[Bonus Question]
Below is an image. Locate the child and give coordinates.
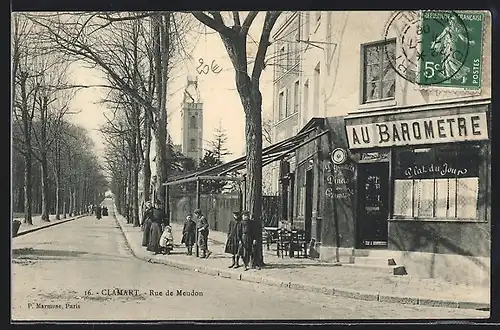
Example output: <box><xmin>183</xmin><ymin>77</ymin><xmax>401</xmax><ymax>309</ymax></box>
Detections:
<box><xmin>181</xmin><ymin>215</ymin><xmax>196</xmax><ymax>255</ymax></box>
<box><xmin>159</xmin><ymin>225</ymin><xmax>174</xmax><ymax>255</ymax></box>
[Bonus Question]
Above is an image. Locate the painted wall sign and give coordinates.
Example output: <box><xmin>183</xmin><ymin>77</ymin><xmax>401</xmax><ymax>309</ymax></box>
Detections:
<box><xmin>404</xmin><ymin>163</ymin><xmax>467</xmax><ymax>178</ymax></box>
<box><xmin>346</xmin><ymin>112</ymin><xmax>488</xmax><ymax>149</ymax></box>
<box><xmin>324</xmin><ymin>159</ymin><xmax>355</xmax><ymax>199</ymax></box>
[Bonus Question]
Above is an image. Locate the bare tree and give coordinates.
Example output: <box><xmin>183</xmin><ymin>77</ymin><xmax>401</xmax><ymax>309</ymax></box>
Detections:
<box><xmin>262</xmin><ymin>113</ymin><xmax>273</xmax><ymax>147</ymax></box>
<box><xmin>192</xmin><ymin>11</ymin><xmax>282</xmax><ymax>266</ymax></box>
<box><xmin>30</xmin><ymin>60</ymin><xmax>74</xmax><ymax>222</ymax></box>
<box><xmin>29</xmin><ymin>12</ymin><xmax>195</xmax><ymax>213</ymax></box>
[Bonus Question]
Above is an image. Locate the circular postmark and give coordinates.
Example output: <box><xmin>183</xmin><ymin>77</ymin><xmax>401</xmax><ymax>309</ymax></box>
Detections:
<box><xmin>383</xmin><ymin>10</ymin><xmax>471</xmax><ymax>86</ymax></box>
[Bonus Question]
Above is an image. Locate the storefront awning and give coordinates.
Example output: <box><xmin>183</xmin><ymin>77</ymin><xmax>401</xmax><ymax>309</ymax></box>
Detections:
<box><xmin>163</xmin><ymin>118</ymin><xmax>328</xmax><ymax>186</ymax></box>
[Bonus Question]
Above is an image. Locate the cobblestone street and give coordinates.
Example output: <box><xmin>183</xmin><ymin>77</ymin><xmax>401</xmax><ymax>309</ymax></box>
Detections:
<box><xmin>11</xmin><ymin>211</ymin><xmax>489</xmax><ymax>321</ymax></box>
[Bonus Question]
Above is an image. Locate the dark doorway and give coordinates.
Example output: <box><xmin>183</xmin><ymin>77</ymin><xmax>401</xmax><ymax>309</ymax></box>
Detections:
<box><xmin>304</xmin><ymin>169</ymin><xmax>314</xmax><ymax>242</ymax></box>
<box><xmin>357</xmin><ymin>162</ymin><xmax>389</xmax><ymax>248</ymax></box>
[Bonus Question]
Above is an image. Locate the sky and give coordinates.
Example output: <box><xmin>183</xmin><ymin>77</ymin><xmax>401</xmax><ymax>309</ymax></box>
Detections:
<box><xmin>68</xmin><ymin>13</ymin><xmax>275</xmax><ymax>164</ymax></box>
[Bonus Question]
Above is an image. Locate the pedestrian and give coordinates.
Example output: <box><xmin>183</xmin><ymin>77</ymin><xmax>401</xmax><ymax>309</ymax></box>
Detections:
<box><xmin>159</xmin><ymin>225</ymin><xmax>174</xmax><ymax>255</ymax></box>
<box><xmin>181</xmin><ymin>214</ymin><xmax>196</xmax><ymax>255</ymax></box>
<box><xmin>238</xmin><ymin>211</ymin><xmax>251</xmax><ymax>271</ymax></box>
<box><xmin>247</xmin><ymin>211</ymin><xmax>262</xmax><ymax>270</ymax></box>
<box><xmin>95</xmin><ymin>205</ymin><xmax>102</xmax><ymax>220</ymax></box>
<box><xmin>147</xmin><ymin>201</ymin><xmax>165</xmax><ymax>255</ymax></box>
<box><xmin>225</xmin><ymin>211</ymin><xmax>241</xmax><ymax>268</ymax></box>
<box><xmin>194</xmin><ymin>209</ymin><xmax>211</xmax><ymax>258</ymax></box>
<box><xmin>141</xmin><ymin>201</ymin><xmax>153</xmax><ymax>247</ymax></box>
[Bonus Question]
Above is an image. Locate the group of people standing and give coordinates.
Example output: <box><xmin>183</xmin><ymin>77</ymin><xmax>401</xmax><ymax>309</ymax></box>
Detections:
<box><xmin>224</xmin><ymin>211</ymin><xmax>261</xmax><ymax>271</ymax></box>
<box><xmin>180</xmin><ymin>209</ymin><xmax>212</xmax><ymax>259</ymax></box>
<box><xmin>140</xmin><ymin>204</ymin><xmax>262</xmax><ymax>269</ymax></box>
<box><xmin>91</xmin><ymin>204</ymin><xmax>108</xmax><ymax>220</ymax></box>
<box><xmin>141</xmin><ymin>201</ymin><xmax>173</xmax><ymax>255</ymax></box>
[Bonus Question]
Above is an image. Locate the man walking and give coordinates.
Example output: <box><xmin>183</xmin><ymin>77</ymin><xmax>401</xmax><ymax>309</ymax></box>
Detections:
<box><xmin>194</xmin><ymin>209</ymin><xmax>211</xmax><ymax>258</ymax></box>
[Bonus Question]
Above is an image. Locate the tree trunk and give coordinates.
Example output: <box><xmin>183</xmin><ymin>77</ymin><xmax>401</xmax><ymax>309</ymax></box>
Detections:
<box><xmin>142</xmin><ymin>109</ymin><xmax>152</xmax><ymax>211</ymax></box>
<box><xmin>62</xmin><ymin>188</ymin><xmax>67</xmax><ymax>219</ymax></box>
<box><xmin>126</xmin><ymin>163</ymin><xmax>132</xmax><ymax>223</ymax></box>
<box><xmin>55</xmin><ymin>172</ymin><xmax>61</xmax><ymax>220</ymax></box>
<box><xmin>152</xmin><ymin>13</ymin><xmax>170</xmax><ymax>209</ymax></box>
<box><xmin>40</xmin><ymin>155</ymin><xmax>50</xmax><ymax>222</ymax></box>
<box><xmin>235</xmin><ymin>72</ymin><xmax>265</xmax><ymax>266</ymax></box>
<box><xmin>69</xmin><ymin>187</ymin><xmax>74</xmax><ymax>216</ymax></box>
<box><xmin>23</xmin><ymin>153</ymin><xmax>33</xmax><ymax>225</ymax></box>
<box><xmin>244</xmin><ymin>96</ymin><xmax>264</xmax><ymax>267</ymax></box>
<box><xmin>20</xmin><ymin>73</ymin><xmax>33</xmax><ymax>225</ymax></box>
<box><xmin>132</xmin><ymin>164</ymin><xmax>140</xmax><ymax>227</ymax></box>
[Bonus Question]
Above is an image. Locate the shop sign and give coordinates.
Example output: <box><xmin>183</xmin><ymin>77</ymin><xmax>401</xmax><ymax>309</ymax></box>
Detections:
<box><xmin>359</xmin><ymin>151</ymin><xmax>390</xmax><ymax>163</ymax></box>
<box><xmin>402</xmin><ymin>163</ymin><xmax>472</xmax><ymax>179</ymax></box>
<box><xmin>325</xmin><ymin>159</ymin><xmax>355</xmax><ymax>199</ymax></box>
<box><xmin>346</xmin><ymin>112</ymin><xmax>488</xmax><ymax>149</ymax></box>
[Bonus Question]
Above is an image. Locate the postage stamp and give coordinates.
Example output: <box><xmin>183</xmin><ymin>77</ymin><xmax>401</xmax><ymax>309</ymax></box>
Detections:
<box><xmin>383</xmin><ymin>10</ymin><xmax>484</xmax><ymax>89</ymax></box>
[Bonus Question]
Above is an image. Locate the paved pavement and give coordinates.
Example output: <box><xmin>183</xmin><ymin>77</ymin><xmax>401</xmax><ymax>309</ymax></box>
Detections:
<box><xmin>116</xmin><ymin>203</ymin><xmax>489</xmax><ymax>311</ymax></box>
<box><xmin>13</xmin><ymin>214</ymin><xmax>86</xmax><ymax>236</ymax></box>
<box><xmin>11</xmin><ymin>199</ymin><xmax>489</xmax><ymax>320</ymax></box>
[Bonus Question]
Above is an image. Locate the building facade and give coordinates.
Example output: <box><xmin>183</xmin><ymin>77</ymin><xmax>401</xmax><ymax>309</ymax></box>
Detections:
<box><xmin>271</xmin><ymin>10</ymin><xmax>491</xmax><ymax>286</ymax></box>
<box><xmin>181</xmin><ymin>75</ymin><xmax>204</xmax><ymax>165</ymax></box>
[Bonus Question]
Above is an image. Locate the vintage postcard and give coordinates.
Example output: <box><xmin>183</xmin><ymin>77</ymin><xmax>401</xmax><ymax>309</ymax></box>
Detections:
<box><xmin>11</xmin><ymin>10</ymin><xmax>491</xmax><ymax>322</ymax></box>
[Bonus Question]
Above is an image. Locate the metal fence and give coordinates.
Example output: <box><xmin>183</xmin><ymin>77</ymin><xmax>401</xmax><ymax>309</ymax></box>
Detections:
<box><xmin>169</xmin><ymin>193</ymin><xmax>282</xmax><ymax>234</ymax></box>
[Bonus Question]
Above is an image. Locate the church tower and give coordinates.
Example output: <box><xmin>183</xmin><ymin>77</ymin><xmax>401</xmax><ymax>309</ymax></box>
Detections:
<box><xmin>181</xmin><ymin>75</ymin><xmax>204</xmax><ymax>165</ymax></box>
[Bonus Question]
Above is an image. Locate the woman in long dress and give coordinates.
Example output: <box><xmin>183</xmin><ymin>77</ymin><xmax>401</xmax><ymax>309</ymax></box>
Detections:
<box><xmin>225</xmin><ymin>211</ymin><xmax>241</xmax><ymax>268</ymax></box>
<box><xmin>147</xmin><ymin>203</ymin><xmax>163</xmax><ymax>254</ymax></box>
<box><xmin>141</xmin><ymin>202</ymin><xmax>153</xmax><ymax>247</ymax></box>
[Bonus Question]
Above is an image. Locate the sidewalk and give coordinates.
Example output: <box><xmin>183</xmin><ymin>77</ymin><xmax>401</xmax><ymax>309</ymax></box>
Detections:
<box><xmin>114</xmin><ymin>210</ymin><xmax>489</xmax><ymax>311</ymax></box>
<box><xmin>13</xmin><ymin>214</ymin><xmax>86</xmax><ymax>237</ymax></box>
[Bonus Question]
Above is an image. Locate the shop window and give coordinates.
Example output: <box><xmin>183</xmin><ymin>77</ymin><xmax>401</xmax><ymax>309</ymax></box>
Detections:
<box><xmin>392</xmin><ymin>144</ymin><xmax>484</xmax><ymax>220</ymax></box>
<box><xmin>362</xmin><ymin>40</ymin><xmax>396</xmax><ymax>103</ymax></box>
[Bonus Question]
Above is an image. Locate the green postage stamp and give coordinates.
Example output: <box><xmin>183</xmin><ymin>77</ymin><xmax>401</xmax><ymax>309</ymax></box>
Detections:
<box><xmin>418</xmin><ymin>11</ymin><xmax>485</xmax><ymax>89</ymax></box>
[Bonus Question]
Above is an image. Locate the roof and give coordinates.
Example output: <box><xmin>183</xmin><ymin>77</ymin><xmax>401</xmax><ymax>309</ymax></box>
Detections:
<box><xmin>164</xmin><ymin>117</ymin><xmax>328</xmax><ymax>186</ymax></box>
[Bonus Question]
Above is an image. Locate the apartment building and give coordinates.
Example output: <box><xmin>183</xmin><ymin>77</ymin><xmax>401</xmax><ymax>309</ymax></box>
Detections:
<box><xmin>271</xmin><ymin>10</ymin><xmax>491</xmax><ymax>286</ymax></box>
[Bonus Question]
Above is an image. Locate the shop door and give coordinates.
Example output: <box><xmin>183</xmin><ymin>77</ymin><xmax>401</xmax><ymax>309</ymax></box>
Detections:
<box><xmin>357</xmin><ymin>162</ymin><xmax>389</xmax><ymax>248</ymax></box>
<box><xmin>304</xmin><ymin>169</ymin><xmax>313</xmax><ymax>242</ymax></box>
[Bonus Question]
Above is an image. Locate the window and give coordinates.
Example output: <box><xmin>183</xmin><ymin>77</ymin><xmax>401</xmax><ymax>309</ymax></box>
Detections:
<box><xmin>279</xmin><ymin>46</ymin><xmax>286</xmax><ymax>74</ymax></box>
<box><xmin>285</xmin><ymin>88</ymin><xmax>291</xmax><ymax>117</ymax></box>
<box><xmin>362</xmin><ymin>40</ymin><xmax>396</xmax><ymax>103</ymax></box>
<box><xmin>313</xmin><ymin>63</ymin><xmax>320</xmax><ymax>116</ymax></box>
<box><xmin>303</xmin><ymin>12</ymin><xmax>310</xmax><ymax>40</ymax></box>
<box><xmin>293</xmin><ymin>80</ymin><xmax>300</xmax><ymax>113</ymax></box>
<box><xmin>278</xmin><ymin>91</ymin><xmax>285</xmax><ymax>120</ymax></box>
<box><xmin>190</xmin><ymin>115</ymin><xmax>197</xmax><ymax>128</ymax></box>
<box><xmin>189</xmin><ymin>138</ymin><xmax>196</xmax><ymax>152</ymax></box>
<box><xmin>294</xmin><ymin>31</ymin><xmax>300</xmax><ymax>62</ymax></box>
<box><xmin>303</xmin><ymin>80</ymin><xmax>309</xmax><ymax>118</ymax></box>
<box><xmin>392</xmin><ymin>144</ymin><xmax>485</xmax><ymax>220</ymax></box>
<box><xmin>286</xmin><ymin>44</ymin><xmax>291</xmax><ymax>69</ymax></box>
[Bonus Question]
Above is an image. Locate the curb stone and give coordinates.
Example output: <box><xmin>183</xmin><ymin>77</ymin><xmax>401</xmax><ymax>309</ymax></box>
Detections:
<box><xmin>334</xmin><ymin>288</ymin><xmax>380</xmax><ymax>301</ymax></box>
<box><xmin>14</xmin><ymin>215</ymin><xmax>86</xmax><ymax>237</ymax></box>
<box><xmin>113</xmin><ymin>212</ymin><xmax>490</xmax><ymax>311</ymax></box>
<box><xmin>378</xmin><ymin>293</ymin><xmax>419</xmax><ymax>305</ymax></box>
